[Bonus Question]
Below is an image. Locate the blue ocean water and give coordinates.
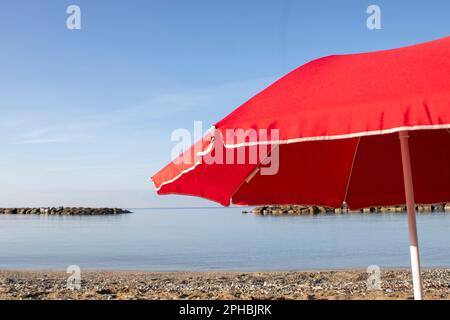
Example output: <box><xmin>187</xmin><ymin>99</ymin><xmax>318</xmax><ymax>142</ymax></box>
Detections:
<box><xmin>0</xmin><ymin>208</ymin><xmax>448</xmax><ymax>271</ymax></box>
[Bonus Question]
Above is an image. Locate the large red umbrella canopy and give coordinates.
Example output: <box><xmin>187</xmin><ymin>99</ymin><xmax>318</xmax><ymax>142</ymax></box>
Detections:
<box><xmin>152</xmin><ymin>36</ymin><xmax>450</xmax><ymax>209</ymax></box>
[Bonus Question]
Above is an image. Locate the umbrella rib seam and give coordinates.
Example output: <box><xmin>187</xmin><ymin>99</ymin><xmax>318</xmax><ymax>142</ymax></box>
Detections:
<box><xmin>343</xmin><ymin>137</ymin><xmax>361</xmax><ymax>204</ymax></box>
<box><xmin>229</xmin><ymin>145</ymin><xmax>279</xmax><ymax>205</ymax></box>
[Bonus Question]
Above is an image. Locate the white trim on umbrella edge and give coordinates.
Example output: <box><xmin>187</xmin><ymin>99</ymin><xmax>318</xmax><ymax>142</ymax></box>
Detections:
<box><xmin>151</xmin><ymin>123</ymin><xmax>450</xmax><ymax>193</ymax></box>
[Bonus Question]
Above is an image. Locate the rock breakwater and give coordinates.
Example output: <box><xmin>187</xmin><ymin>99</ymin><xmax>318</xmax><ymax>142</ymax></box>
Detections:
<box><xmin>251</xmin><ymin>204</ymin><xmax>450</xmax><ymax>216</ymax></box>
<box><xmin>0</xmin><ymin>207</ymin><xmax>131</xmax><ymax>216</ymax></box>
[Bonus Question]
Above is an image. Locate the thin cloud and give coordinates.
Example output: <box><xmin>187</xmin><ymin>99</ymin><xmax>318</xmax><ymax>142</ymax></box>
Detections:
<box><xmin>17</xmin><ymin>137</ymin><xmax>69</xmax><ymax>145</ymax></box>
<box><xmin>92</xmin><ymin>76</ymin><xmax>277</xmax><ymax>122</ymax></box>
<box><xmin>4</xmin><ymin>76</ymin><xmax>276</xmax><ymax>147</ymax></box>
<box><xmin>15</xmin><ymin>128</ymin><xmax>69</xmax><ymax>145</ymax></box>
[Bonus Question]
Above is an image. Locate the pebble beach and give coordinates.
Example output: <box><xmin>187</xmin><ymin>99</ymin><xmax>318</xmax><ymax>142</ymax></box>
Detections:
<box><xmin>0</xmin><ymin>269</ymin><xmax>448</xmax><ymax>300</ymax></box>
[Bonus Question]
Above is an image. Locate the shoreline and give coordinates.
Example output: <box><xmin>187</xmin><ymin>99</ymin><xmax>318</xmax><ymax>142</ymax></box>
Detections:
<box><xmin>1</xmin><ymin>269</ymin><xmax>448</xmax><ymax>300</ymax></box>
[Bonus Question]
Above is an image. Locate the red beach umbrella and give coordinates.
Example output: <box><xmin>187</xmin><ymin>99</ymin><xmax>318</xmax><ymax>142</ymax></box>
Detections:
<box><xmin>152</xmin><ymin>36</ymin><xmax>450</xmax><ymax>300</ymax></box>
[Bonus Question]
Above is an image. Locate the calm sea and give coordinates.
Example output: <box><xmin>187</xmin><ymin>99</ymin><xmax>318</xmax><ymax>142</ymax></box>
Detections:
<box><xmin>0</xmin><ymin>208</ymin><xmax>448</xmax><ymax>271</ymax></box>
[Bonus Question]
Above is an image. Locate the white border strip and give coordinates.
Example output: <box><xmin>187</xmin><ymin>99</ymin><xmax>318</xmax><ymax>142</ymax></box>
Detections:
<box><xmin>153</xmin><ymin>160</ymin><xmax>203</xmax><ymax>192</ymax></box>
<box><xmin>221</xmin><ymin>124</ymin><xmax>450</xmax><ymax>148</ymax></box>
<box><xmin>152</xmin><ymin>127</ymin><xmax>216</xmax><ymax>192</ymax></box>
<box><xmin>152</xmin><ymin>123</ymin><xmax>450</xmax><ymax>192</ymax></box>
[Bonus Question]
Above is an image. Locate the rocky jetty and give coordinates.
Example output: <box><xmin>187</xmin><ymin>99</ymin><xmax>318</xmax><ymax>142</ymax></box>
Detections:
<box><xmin>251</xmin><ymin>204</ymin><xmax>450</xmax><ymax>216</ymax></box>
<box><xmin>0</xmin><ymin>207</ymin><xmax>131</xmax><ymax>216</ymax></box>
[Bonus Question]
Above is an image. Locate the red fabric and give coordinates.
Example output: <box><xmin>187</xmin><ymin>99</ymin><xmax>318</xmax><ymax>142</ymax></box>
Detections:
<box><xmin>232</xmin><ymin>138</ymin><xmax>359</xmax><ymax>208</ymax></box>
<box><xmin>152</xmin><ymin>36</ymin><xmax>450</xmax><ymax>208</ymax></box>
<box><xmin>217</xmin><ymin>36</ymin><xmax>450</xmax><ymax>142</ymax></box>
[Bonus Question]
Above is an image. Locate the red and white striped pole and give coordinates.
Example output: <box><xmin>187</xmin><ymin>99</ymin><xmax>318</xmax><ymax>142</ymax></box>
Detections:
<box><xmin>399</xmin><ymin>131</ymin><xmax>423</xmax><ymax>300</ymax></box>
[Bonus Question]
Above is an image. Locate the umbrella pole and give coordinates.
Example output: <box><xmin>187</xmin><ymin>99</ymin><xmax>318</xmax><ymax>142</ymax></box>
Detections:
<box><xmin>399</xmin><ymin>131</ymin><xmax>423</xmax><ymax>300</ymax></box>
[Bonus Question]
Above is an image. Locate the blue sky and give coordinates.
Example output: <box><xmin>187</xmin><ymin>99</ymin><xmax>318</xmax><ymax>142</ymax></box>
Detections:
<box><xmin>0</xmin><ymin>0</ymin><xmax>449</xmax><ymax>208</ymax></box>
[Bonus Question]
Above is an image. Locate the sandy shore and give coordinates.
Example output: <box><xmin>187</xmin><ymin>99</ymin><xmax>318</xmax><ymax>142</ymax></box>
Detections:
<box><xmin>0</xmin><ymin>269</ymin><xmax>448</xmax><ymax>300</ymax></box>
